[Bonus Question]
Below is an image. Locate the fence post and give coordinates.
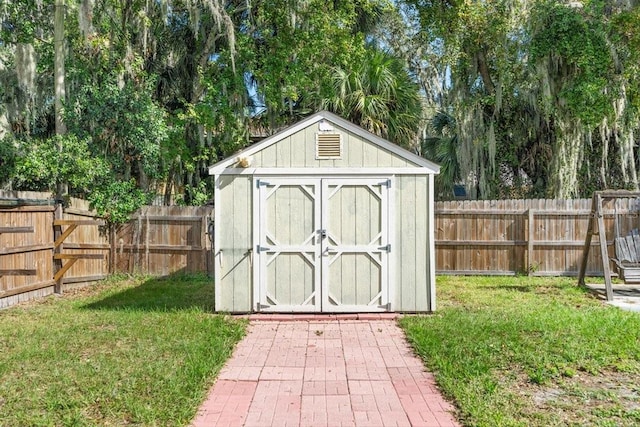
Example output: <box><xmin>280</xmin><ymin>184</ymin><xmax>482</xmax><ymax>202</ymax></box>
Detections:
<box><xmin>528</xmin><ymin>209</ymin><xmax>535</xmax><ymax>276</ymax></box>
<box><xmin>200</xmin><ymin>208</ymin><xmax>207</xmax><ymax>273</ymax></box>
<box><xmin>109</xmin><ymin>226</ymin><xmax>115</xmax><ymax>274</ymax></box>
<box><xmin>578</xmin><ymin>196</ymin><xmax>595</xmax><ymax>286</ymax></box>
<box><xmin>595</xmin><ymin>193</ymin><xmax>614</xmax><ymax>301</ymax></box>
<box><xmin>53</xmin><ymin>203</ymin><xmax>63</xmax><ymax>294</ymax></box>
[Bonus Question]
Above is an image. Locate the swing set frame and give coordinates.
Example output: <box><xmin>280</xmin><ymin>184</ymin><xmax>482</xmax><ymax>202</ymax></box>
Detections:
<box><xmin>578</xmin><ymin>190</ymin><xmax>640</xmax><ymax>301</ymax></box>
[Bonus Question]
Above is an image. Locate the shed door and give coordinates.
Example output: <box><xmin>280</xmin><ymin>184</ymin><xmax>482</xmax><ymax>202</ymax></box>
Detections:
<box><xmin>255</xmin><ymin>177</ymin><xmax>390</xmax><ymax>312</ymax></box>
<box><xmin>322</xmin><ymin>179</ymin><xmax>390</xmax><ymax>312</ymax></box>
<box><xmin>256</xmin><ymin>179</ymin><xmax>322</xmax><ymax>312</ymax></box>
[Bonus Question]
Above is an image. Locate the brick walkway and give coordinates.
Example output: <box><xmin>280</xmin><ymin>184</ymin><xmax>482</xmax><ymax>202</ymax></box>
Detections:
<box><xmin>192</xmin><ymin>320</ymin><xmax>460</xmax><ymax>427</ymax></box>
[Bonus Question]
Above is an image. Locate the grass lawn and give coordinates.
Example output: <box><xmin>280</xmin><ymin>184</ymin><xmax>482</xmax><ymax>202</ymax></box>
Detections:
<box><xmin>400</xmin><ymin>276</ymin><xmax>640</xmax><ymax>427</ymax></box>
<box><xmin>0</xmin><ymin>274</ymin><xmax>245</xmax><ymax>426</ymax></box>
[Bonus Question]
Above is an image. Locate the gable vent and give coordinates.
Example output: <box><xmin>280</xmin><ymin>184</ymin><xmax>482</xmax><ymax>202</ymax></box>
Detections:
<box><xmin>316</xmin><ymin>133</ymin><xmax>342</xmax><ymax>159</ymax></box>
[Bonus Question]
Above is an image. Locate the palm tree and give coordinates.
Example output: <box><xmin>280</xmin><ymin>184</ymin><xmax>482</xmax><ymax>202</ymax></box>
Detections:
<box><xmin>421</xmin><ymin>110</ymin><xmax>461</xmax><ymax>199</ymax></box>
<box><xmin>323</xmin><ymin>48</ymin><xmax>422</xmax><ymax>148</ymax></box>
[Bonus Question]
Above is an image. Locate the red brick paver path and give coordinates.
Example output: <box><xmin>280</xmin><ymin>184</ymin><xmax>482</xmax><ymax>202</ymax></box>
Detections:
<box><xmin>192</xmin><ymin>320</ymin><xmax>460</xmax><ymax>427</ymax></box>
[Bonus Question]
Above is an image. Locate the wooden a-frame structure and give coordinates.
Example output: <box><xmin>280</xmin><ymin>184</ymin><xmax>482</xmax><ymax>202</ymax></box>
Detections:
<box><xmin>578</xmin><ymin>190</ymin><xmax>640</xmax><ymax>301</ymax></box>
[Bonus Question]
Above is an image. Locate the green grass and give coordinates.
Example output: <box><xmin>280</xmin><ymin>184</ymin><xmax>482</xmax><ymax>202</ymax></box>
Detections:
<box><xmin>399</xmin><ymin>276</ymin><xmax>640</xmax><ymax>427</ymax></box>
<box><xmin>0</xmin><ymin>274</ymin><xmax>246</xmax><ymax>426</ymax></box>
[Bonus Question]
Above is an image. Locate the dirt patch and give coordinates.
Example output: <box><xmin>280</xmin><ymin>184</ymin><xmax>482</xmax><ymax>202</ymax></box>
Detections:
<box><xmin>512</xmin><ymin>369</ymin><xmax>640</xmax><ymax>426</ymax></box>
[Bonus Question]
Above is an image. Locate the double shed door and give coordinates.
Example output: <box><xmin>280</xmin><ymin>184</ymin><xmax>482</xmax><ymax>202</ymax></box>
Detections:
<box><xmin>255</xmin><ymin>177</ymin><xmax>391</xmax><ymax>312</ymax></box>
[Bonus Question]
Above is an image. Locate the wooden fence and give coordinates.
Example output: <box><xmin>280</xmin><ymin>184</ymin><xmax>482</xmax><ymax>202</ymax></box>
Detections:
<box><xmin>0</xmin><ymin>191</ymin><xmax>56</xmax><ymax>307</ymax></box>
<box><xmin>1</xmin><ymin>191</ymin><xmax>213</xmax><ymax>308</ymax></box>
<box><xmin>435</xmin><ymin>198</ymin><xmax>640</xmax><ymax>276</ymax></box>
<box><xmin>114</xmin><ymin>205</ymin><xmax>213</xmax><ymax>275</ymax></box>
<box><xmin>3</xmin><ymin>191</ymin><xmax>639</xmax><ymax>308</ymax></box>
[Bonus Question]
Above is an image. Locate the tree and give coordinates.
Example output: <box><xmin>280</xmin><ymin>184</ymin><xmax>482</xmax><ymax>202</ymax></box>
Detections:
<box><xmin>323</xmin><ymin>48</ymin><xmax>423</xmax><ymax>148</ymax></box>
<box><xmin>421</xmin><ymin>111</ymin><xmax>460</xmax><ymax>199</ymax></box>
<box><xmin>54</xmin><ymin>0</ymin><xmax>67</xmax><ymax>198</ymax></box>
<box><xmin>403</xmin><ymin>0</ymin><xmax>640</xmax><ymax>199</ymax></box>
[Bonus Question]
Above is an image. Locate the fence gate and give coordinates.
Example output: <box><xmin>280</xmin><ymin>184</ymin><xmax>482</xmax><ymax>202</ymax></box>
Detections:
<box><xmin>255</xmin><ymin>177</ymin><xmax>390</xmax><ymax>313</ymax></box>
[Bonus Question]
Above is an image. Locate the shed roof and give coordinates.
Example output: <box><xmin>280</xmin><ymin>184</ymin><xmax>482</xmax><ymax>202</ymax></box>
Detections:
<box><xmin>208</xmin><ymin>111</ymin><xmax>440</xmax><ymax>175</ymax></box>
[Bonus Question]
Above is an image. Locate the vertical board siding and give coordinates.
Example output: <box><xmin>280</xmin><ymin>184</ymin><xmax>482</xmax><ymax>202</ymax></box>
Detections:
<box><xmin>218</xmin><ymin>179</ymin><xmax>235</xmax><ymax>310</ymax></box>
<box><xmin>415</xmin><ymin>177</ymin><xmax>429</xmax><ymax>311</ymax></box>
<box><xmin>217</xmin><ymin>176</ymin><xmax>251</xmax><ymax>312</ymax></box>
<box><xmin>250</xmin><ymin>122</ymin><xmax>417</xmax><ymax>168</ymax></box>
<box><xmin>394</xmin><ymin>176</ymin><xmax>431</xmax><ymax>312</ymax></box>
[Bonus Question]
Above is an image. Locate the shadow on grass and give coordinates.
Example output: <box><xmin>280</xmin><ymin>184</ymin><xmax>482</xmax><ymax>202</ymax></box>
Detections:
<box><xmin>483</xmin><ymin>285</ymin><xmax>535</xmax><ymax>292</ymax></box>
<box><xmin>483</xmin><ymin>281</ymin><xmax>594</xmax><ymax>294</ymax></box>
<box><xmin>83</xmin><ymin>270</ymin><xmax>215</xmax><ymax>312</ymax></box>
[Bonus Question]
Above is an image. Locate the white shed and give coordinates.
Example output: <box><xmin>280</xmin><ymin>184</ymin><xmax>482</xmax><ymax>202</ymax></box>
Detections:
<box><xmin>208</xmin><ymin>111</ymin><xmax>439</xmax><ymax>313</ymax></box>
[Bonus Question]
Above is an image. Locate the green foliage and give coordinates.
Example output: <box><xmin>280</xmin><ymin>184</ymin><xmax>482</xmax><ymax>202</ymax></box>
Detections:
<box><xmin>66</xmin><ymin>79</ymin><xmax>169</xmax><ymax>180</ymax></box>
<box><xmin>422</xmin><ymin>111</ymin><xmax>460</xmax><ymax>198</ymax></box>
<box><xmin>236</xmin><ymin>0</ymin><xmax>384</xmax><ymax>126</ymax></box>
<box><xmin>324</xmin><ymin>48</ymin><xmax>422</xmax><ymax>147</ymax></box>
<box><xmin>88</xmin><ymin>180</ymin><xmax>151</xmax><ymax>226</ymax></box>
<box><xmin>7</xmin><ymin>0</ymin><xmax>640</xmax><ymax>201</ymax></box>
<box><xmin>610</xmin><ymin>9</ymin><xmax>640</xmax><ymax>115</ymax></box>
<box><xmin>0</xmin><ymin>137</ymin><xmax>17</xmax><ymax>186</ymax></box>
<box><xmin>0</xmin><ymin>0</ymin><xmax>416</xmax><ymax>205</ymax></box>
<box><xmin>177</xmin><ymin>181</ymin><xmax>211</xmax><ymax>206</ymax></box>
<box><xmin>0</xmin><ymin>0</ymin><xmax>53</xmax><ymax>44</ymax></box>
<box><xmin>406</xmin><ymin>0</ymin><xmax>640</xmax><ymax>199</ymax></box>
<box><xmin>530</xmin><ymin>3</ymin><xmax>614</xmax><ymax>127</ymax></box>
<box><xmin>12</xmin><ymin>134</ymin><xmax>108</xmax><ymax>193</ymax></box>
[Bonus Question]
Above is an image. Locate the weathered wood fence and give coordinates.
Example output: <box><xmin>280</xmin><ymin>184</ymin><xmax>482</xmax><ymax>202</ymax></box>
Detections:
<box><xmin>1</xmin><ymin>191</ymin><xmax>213</xmax><ymax>308</ymax></box>
<box><xmin>435</xmin><ymin>198</ymin><xmax>640</xmax><ymax>276</ymax></box>
<box><xmin>3</xmin><ymin>192</ymin><xmax>640</xmax><ymax>308</ymax></box>
<box><xmin>114</xmin><ymin>205</ymin><xmax>213</xmax><ymax>275</ymax></box>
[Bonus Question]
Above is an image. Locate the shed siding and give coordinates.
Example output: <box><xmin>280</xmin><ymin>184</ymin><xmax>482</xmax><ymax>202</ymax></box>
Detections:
<box><xmin>393</xmin><ymin>175</ymin><xmax>431</xmax><ymax>312</ymax></box>
<box><xmin>252</xmin><ymin>123</ymin><xmax>416</xmax><ymax>168</ymax></box>
<box><xmin>216</xmin><ymin>174</ymin><xmax>433</xmax><ymax>313</ymax></box>
<box><xmin>217</xmin><ymin>175</ymin><xmax>252</xmax><ymax>312</ymax></box>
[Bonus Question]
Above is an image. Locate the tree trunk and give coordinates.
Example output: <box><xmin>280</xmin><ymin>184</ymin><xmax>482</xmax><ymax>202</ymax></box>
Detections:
<box><xmin>54</xmin><ymin>0</ymin><xmax>68</xmax><ymax>199</ymax></box>
<box><xmin>54</xmin><ymin>0</ymin><xmax>66</xmax><ymax>136</ymax></box>
<box><xmin>476</xmin><ymin>49</ymin><xmax>495</xmax><ymax>95</ymax></box>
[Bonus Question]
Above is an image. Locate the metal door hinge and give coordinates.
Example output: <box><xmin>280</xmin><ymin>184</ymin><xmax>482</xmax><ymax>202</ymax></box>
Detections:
<box><xmin>256</xmin><ymin>179</ymin><xmax>270</xmax><ymax>188</ymax></box>
<box><xmin>380</xmin><ymin>179</ymin><xmax>391</xmax><ymax>188</ymax></box>
<box><xmin>379</xmin><ymin>244</ymin><xmax>391</xmax><ymax>252</ymax></box>
<box><xmin>256</xmin><ymin>302</ymin><xmax>270</xmax><ymax>311</ymax></box>
<box><xmin>257</xmin><ymin>245</ymin><xmax>272</xmax><ymax>252</ymax></box>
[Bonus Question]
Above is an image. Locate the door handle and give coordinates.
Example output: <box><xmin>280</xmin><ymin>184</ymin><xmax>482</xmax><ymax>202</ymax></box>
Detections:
<box><xmin>319</xmin><ymin>229</ymin><xmax>327</xmax><ymax>238</ymax></box>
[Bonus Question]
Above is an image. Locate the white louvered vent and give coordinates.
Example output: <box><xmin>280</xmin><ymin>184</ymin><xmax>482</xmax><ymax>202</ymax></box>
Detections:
<box><xmin>316</xmin><ymin>133</ymin><xmax>342</xmax><ymax>159</ymax></box>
